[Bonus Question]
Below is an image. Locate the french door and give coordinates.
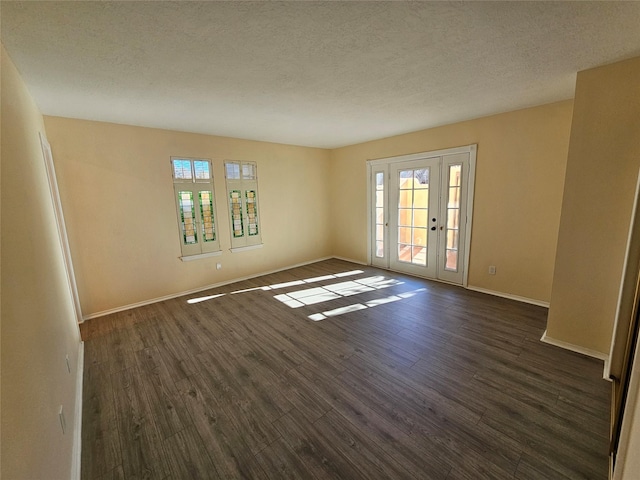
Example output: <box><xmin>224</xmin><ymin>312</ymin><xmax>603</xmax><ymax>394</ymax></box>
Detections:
<box><xmin>369</xmin><ymin>146</ymin><xmax>475</xmax><ymax>285</ymax></box>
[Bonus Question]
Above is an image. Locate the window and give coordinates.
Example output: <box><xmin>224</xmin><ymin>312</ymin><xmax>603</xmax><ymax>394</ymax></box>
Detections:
<box><xmin>225</xmin><ymin>161</ymin><xmax>262</xmax><ymax>251</ymax></box>
<box><xmin>171</xmin><ymin>158</ymin><xmax>221</xmax><ymax>259</ymax></box>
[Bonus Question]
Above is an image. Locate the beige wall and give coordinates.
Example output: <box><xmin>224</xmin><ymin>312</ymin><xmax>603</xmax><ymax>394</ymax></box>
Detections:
<box><xmin>329</xmin><ymin>101</ymin><xmax>573</xmax><ymax>303</ymax></box>
<box><xmin>547</xmin><ymin>56</ymin><xmax>640</xmax><ymax>355</ymax></box>
<box><xmin>1</xmin><ymin>46</ymin><xmax>81</xmax><ymax>480</ymax></box>
<box><xmin>43</xmin><ymin>117</ymin><xmax>332</xmax><ymax>316</ymax></box>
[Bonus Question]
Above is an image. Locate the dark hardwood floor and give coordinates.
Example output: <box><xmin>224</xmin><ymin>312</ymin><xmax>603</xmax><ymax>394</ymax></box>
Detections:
<box><xmin>80</xmin><ymin>259</ymin><xmax>610</xmax><ymax>479</ymax></box>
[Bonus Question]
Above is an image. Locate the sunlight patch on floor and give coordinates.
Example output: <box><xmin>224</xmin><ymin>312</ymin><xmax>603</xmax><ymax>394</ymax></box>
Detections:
<box><xmin>308</xmin><ymin>288</ymin><xmax>427</xmax><ymax>321</ymax></box>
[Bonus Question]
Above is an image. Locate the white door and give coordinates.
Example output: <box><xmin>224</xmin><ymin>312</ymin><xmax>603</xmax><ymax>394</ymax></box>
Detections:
<box><xmin>389</xmin><ymin>157</ymin><xmax>441</xmax><ymax>278</ymax></box>
<box><xmin>368</xmin><ymin>146</ymin><xmax>475</xmax><ymax>285</ymax></box>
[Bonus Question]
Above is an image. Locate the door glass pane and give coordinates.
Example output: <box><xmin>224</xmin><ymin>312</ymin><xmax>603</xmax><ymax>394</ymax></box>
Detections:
<box><xmin>412</xmin><ymin>247</ymin><xmax>427</xmax><ymax>266</ymax></box>
<box><xmin>398</xmin><ymin>243</ymin><xmax>411</xmax><ymax>262</ymax></box>
<box><xmin>398</xmin><ymin>227</ymin><xmax>411</xmax><ymax>245</ymax></box>
<box><xmin>376</xmin><ymin>224</ymin><xmax>384</xmax><ymax>242</ymax></box>
<box><xmin>397</xmin><ymin>167</ymin><xmax>429</xmax><ymax>266</ymax></box>
<box><xmin>447</xmin><ymin>209</ymin><xmax>459</xmax><ymax>228</ymax></box>
<box><xmin>412</xmin><ymin>228</ymin><xmax>427</xmax><ymax>247</ymax></box>
<box><xmin>448</xmin><ymin>187</ymin><xmax>460</xmax><ymax>208</ymax></box>
<box><xmin>399</xmin><ymin>208</ymin><xmax>412</xmax><ymax>226</ymax></box>
<box><xmin>444</xmin><ymin>164</ymin><xmax>462</xmax><ymax>272</ymax></box>
<box><xmin>375</xmin><ymin>172</ymin><xmax>385</xmax><ymax>258</ymax></box>
<box><xmin>414</xmin><ymin>169</ymin><xmax>429</xmax><ymax>188</ymax></box>
<box><xmin>178</xmin><ymin>191</ymin><xmax>197</xmax><ymax>244</ymax></box>
<box><xmin>413</xmin><ymin>187</ymin><xmax>429</xmax><ymax>208</ymax></box>
<box><xmin>399</xmin><ymin>189</ymin><xmax>413</xmax><ymax>209</ymax></box>
<box><xmin>413</xmin><ymin>209</ymin><xmax>428</xmax><ymax>227</ymax></box>
<box><xmin>446</xmin><ymin>250</ymin><xmax>458</xmax><ymax>270</ymax></box>
<box><xmin>447</xmin><ymin>229</ymin><xmax>458</xmax><ymax>249</ymax></box>
<box><xmin>449</xmin><ymin>164</ymin><xmax>461</xmax><ymax>186</ymax></box>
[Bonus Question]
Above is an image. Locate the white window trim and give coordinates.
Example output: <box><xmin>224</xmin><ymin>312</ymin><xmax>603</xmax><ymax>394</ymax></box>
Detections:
<box><xmin>171</xmin><ymin>157</ymin><xmax>221</xmax><ymax>259</ymax></box>
<box><xmin>230</xmin><ymin>244</ymin><xmax>264</xmax><ymax>253</ymax></box>
<box><xmin>225</xmin><ymin>160</ymin><xmax>262</xmax><ymax>249</ymax></box>
<box><xmin>179</xmin><ymin>250</ymin><xmax>223</xmax><ymax>262</ymax></box>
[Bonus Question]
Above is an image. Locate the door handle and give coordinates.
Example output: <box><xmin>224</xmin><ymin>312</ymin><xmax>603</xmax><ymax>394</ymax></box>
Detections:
<box><xmin>431</xmin><ymin>226</ymin><xmax>436</xmax><ymax>231</ymax></box>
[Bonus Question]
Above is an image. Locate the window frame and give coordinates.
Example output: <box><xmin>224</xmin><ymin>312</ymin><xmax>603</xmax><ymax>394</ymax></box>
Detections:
<box><xmin>171</xmin><ymin>157</ymin><xmax>221</xmax><ymax>260</ymax></box>
<box><xmin>224</xmin><ymin>160</ymin><xmax>263</xmax><ymax>252</ymax></box>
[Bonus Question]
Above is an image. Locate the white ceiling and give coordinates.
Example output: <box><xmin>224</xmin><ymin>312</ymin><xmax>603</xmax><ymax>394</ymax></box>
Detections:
<box><xmin>2</xmin><ymin>1</ymin><xmax>640</xmax><ymax>149</ymax></box>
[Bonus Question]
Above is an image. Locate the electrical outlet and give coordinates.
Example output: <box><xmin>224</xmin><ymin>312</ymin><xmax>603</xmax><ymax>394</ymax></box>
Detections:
<box><xmin>489</xmin><ymin>265</ymin><xmax>496</xmax><ymax>275</ymax></box>
<box><xmin>65</xmin><ymin>354</ymin><xmax>71</xmax><ymax>373</ymax></box>
<box><xmin>59</xmin><ymin>406</ymin><xmax>66</xmax><ymax>434</ymax></box>
<box><xmin>216</xmin><ymin>263</ymin><xmax>222</xmax><ymax>270</ymax></box>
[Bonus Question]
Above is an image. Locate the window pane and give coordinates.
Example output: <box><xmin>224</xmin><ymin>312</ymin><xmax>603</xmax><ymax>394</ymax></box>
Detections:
<box><xmin>398</xmin><ymin>226</ymin><xmax>411</xmax><ymax>245</ymax></box>
<box><xmin>412</xmin><ymin>247</ymin><xmax>427</xmax><ymax>266</ymax></box>
<box><xmin>399</xmin><ymin>190</ymin><xmax>412</xmax><ymax>208</ymax></box>
<box><xmin>447</xmin><ymin>208</ymin><xmax>460</xmax><ymax>229</ymax></box>
<box><xmin>173</xmin><ymin>159</ymin><xmax>192</xmax><ymax>180</ymax></box>
<box><xmin>398</xmin><ymin>208</ymin><xmax>412</xmax><ymax>226</ymax></box>
<box><xmin>414</xmin><ymin>169</ymin><xmax>429</xmax><ymax>188</ymax></box>
<box><xmin>376</xmin><ymin>191</ymin><xmax>384</xmax><ymax>208</ymax></box>
<box><xmin>246</xmin><ymin>190</ymin><xmax>258</xmax><ymax>236</ymax></box>
<box><xmin>229</xmin><ymin>190</ymin><xmax>244</xmax><ymax>237</ymax></box>
<box><xmin>413</xmin><ymin>188</ymin><xmax>429</xmax><ymax>208</ymax></box>
<box><xmin>448</xmin><ymin>186</ymin><xmax>460</xmax><ymax>208</ymax></box>
<box><xmin>449</xmin><ymin>164</ymin><xmax>462</xmax><ymax>187</ymax></box>
<box><xmin>376</xmin><ymin>172</ymin><xmax>384</xmax><ymax>187</ymax></box>
<box><xmin>447</xmin><ymin>229</ymin><xmax>459</xmax><ymax>249</ymax></box>
<box><xmin>398</xmin><ymin>243</ymin><xmax>411</xmax><ymax>263</ymax></box>
<box><xmin>199</xmin><ymin>191</ymin><xmax>215</xmax><ymax>242</ymax></box>
<box><xmin>446</xmin><ymin>249</ymin><xmax>458</xmax><ymax>271</ymax></box>
<box><xmin>226</xmin><ymin>162</ymin><xmax>241</xmax><ymax>180</ymax></box>
<box><xmin>412</xmin><ymin>228</ymin><xmax>427</xmax><ymax>247</ymax></box>
<box><xmin>194</xmin><ymin>161</ymin><xmax>210</xmax><ymax>180</ymax></box>
<box><xmin>376</xmin><ymin>241</ymin><xmax>384</xmax><ymax>258</ymax></box>
<box><xmin>376</xmin><ymin>207</ymin><xmax>384</xmax><ymax>224</ymax></box>
<box><xmin>413</xmin><ymin>209</ymin><xmax>428</xmax><ymax>228</ymax></box>
<box><xmin>376</xmin><ymin>224</ymin><xmax>384</xmax><ymax>242</ymax></box>
<box><xmin>178</xmin><ymin>191</ymin><xmax>197</xmax><ymax>244</ymax></box>
<box><xmin>242</xmin><ymin>163</ymin><xmax>256</xmax><ymax>180</ymax></box>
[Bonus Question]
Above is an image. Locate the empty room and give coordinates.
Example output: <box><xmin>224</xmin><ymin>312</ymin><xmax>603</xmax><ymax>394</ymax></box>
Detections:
<box><xmin>3</xmin><ymin>2</ymin><xmax>640</xmax><ymax>479</ymax></box>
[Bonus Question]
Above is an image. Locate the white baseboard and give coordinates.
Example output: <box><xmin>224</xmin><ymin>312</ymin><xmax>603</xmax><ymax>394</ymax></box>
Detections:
<box><xmin>71</xmin><ymin>341</ymin><xmax>84</xmax><ymax>480</ymax></box>
<box><xmin>82</xmin><ymin>256</ymin><xmax>336</xmax><ymax>320</ymax></box>
<box><xmin>466</xmin><ymin>285</ymin><xmax>550</xmax><ymax>308</ymax></box>
<box><xmin>540</xmin><ymin>330</ymin><xmax>609</xmax><ymax>362</ymax></box>
<box><xmin>331</xmin><ymin>256</ymin><xmax>368</xmax><ymax>266</ymax></box>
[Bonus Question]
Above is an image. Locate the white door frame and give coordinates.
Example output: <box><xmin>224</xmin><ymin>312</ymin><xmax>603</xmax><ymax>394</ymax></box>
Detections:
<box><xmin>40</xmin><ymin>132</ymin><xmax>83</xmax><ymax>324</ymax></box>
<box><xmin>366</xmin><ymin>144</ymin><xmax>477</xmax><ymax>286</ymax></box>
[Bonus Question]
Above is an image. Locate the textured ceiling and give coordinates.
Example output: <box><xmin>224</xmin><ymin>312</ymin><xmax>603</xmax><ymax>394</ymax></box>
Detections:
<box><xmin>2</xmin><ymin>1</ymin><xmax>640</xmax><ymax>148</ymax></box>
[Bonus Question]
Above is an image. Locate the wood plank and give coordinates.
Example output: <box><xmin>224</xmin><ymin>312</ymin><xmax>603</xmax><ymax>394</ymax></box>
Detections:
<box><xmin>111</xmin><ymin>367</ymin><xmax>169</xmax><ymax>480</ymax></box>
<box><xmin>80</xmin><ymin>259</ymin><xmax>610</xmax><ymax>480</ymax></box>
<box><xmin>163</xmin><ymin>425</ymin><xmax>219</xmax><ymax>479</ymax></box>
<box><xmin>176</xmin><ymin>374</ymin><xmax>268</xmax><ymax>479</ymax></box>
<box><xmin>81</xmin><ymin>362</ymin><xmax>121</xmax><ymax>479</ymax></box>
<box><xmin>134</xmin><ymin>346</ymin><xmax>190</xmax><ymax>439</ymax></box>
<box><xmin>254</xmin><ymin>437</ymin><xmax>320</xmax><ymax>480</ymax></box>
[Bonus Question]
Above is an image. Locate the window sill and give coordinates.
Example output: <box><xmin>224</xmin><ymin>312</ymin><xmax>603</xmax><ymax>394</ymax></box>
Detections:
<box><xmin>230</xmin><ymin>244</ymin><xmax>264</xmax><ymax>253</ymax></box>
<box><xmin>180</xmin><ymin>250</ymin><xmax>222</xmax><ymax>262</ymax></box>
